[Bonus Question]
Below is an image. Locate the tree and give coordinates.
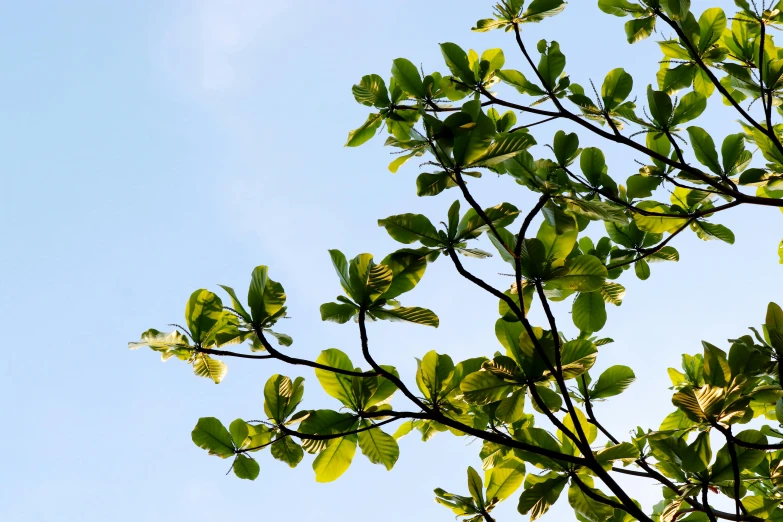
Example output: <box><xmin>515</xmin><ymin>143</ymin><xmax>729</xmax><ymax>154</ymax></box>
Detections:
<box><xmin>129</xmin><ymin>1</ymin><xmax>783</xmax><ymax>521</ymax></box>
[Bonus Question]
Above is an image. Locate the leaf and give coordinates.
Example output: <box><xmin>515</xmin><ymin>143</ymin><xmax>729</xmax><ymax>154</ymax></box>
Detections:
<box><xmin>377</xmin><ymin>214</ymin><xmax>443</xmax><ymax>247</ymax></box>
<box><xmin>233</xmin><ymin>454</ymin><xmax>260</xmax><ymax>480</ymax></box>
<box><xmin>694</xmin><ymin>221</ymin><xmax>735</xmax><ymax>244</ymax></box>
<box><xmin>440</xmin><ymin>42</ymin><xmax>475</xmax><ymax>84</ymax></box>
<box><xmin>460</xmin><ymin>371</ymin><xmax>514</xmax><ymax>404</ymax></box>
<box><xmin>522</xmin><ymin>0</ymin><xmax>567</xmax><ymax>22</ymax></box>
<box><xmin>572</xmin><ymin>292</ymin><xmax>607</xmax><ymax>333</ymax></box>
<box><xmin>698</xmin><ymin>8</ymin><xmax>727</xmax><ymax>53</ymax></box>
<box><xmin>315</xmin><ymin>349</ymin><xmax>355</xmax><ymax>408</ymax></box>
<box><xmin>625</xmin><ymin>16</ymin><xmax>656</xmax><ymax>44</ymax></box>
<box><xmin>467</xmin><ymin>466</ymin><xmax>485</xmax><ymax>507</ymax></box>
<box><xmin>271</xmin><ymin>436</ymin><xmax>304</xmax><ymax>467</ymax></box>
<box><xmin>391</xmin><ymin>58</ymin><xmax>425</xmax><ymax>98</ymax></box>
<box><xmin>192</xmin><ymin>417</ymin><xmax>234</xmax><ymax>458</ymax></box>
<box><xmin>687</xmin><ymin>127</ymin><xmax>722</xmax><ymax>174</ymax></box>
<box><xmin>345</xmin><ymin>113</ymin><xmax>382</xmax><ymax>147</ymax></box>
<box><xmin>518</xmin><ymin>473</ymin><xmax>568</xmax><ymax>520</ymax></box>
<box><xmin>471</xmin><ymin>133</ymin><xmax>537</xmax><ymax>166</ymax></box>
<box><xmin>185</xmin><ymin>289</ymin><xmax>224</xmax><ymax>344</ymax></box>
<box><xmin>358</xmin><ymin>421</ymin><xmax>400</xmax><ymax>470</ymax></box>
<box><xmin>485</xmin><ymin>459</ymin><xmax>525</xmax><ymax>502</ymax></box>
<box><xmin>416</xmin><ymin>172</ymin><xmax>458</xmax><ymax>196</ymax></box>
<box><xmin>600</xmin><ymin>281</ymin><xmax>626</xmax><ymax>306</ymax></box>
<box><xmin>313</xmin><ymin>433</ymin><xmax>358</xmax><ymax>482</ymax></box>
<box><xmin>537</xmin><ymin>220</ymin><xmax>577</xmax><ymax>262</ymax></box>
<box><xmin>263</xmin><ymin>374</ymin><xmax>304</xmax><ymax>424</ymax></box>
<box><xmin>671</xmin><ymin>91</ymin><xmax>706</xmax><ymax>126</ymax></box>
<box><xmin>192</xmin><ymin>353</ymin><xmax>228</xmax><ymax>384</ymax></box>
<box><xmin>580</xmin><ymin>147</ymin><xmax>606</xmax><ymax>186</ymax></box>
<box><xmin>371</xmin><ymin>306</ymin><xmax>439</xmax><ymax>327</ymax></box>
<box><xmin>568</xmin><ymin>481</ymin><xmax>615</xmax><ymax>521</ymax></box>
<box><xmin>457</xmin><ymin>202</ymin><xmax>520</xmax><ymax>241</ymax></box>
<box><xmin>352</xmin><ymin>74</ymin><xmax>389</xmax><ymax>108</ymax></box>
<box><xmin>320</xmin><ymin>302</ymin><xmax>359</xmax><ymax>324</ymax></box>
<box><xmin>647</xmin><ymin>87</ymin><xmax>672</xmax><ymax>127</ymax></box>
<box><xmin>602</xmin><ymin>69</ymin><xmax>633</xmax><ymax>110</ymax></box>
<box><xmin>538</xmin><ymin>41</ymin><xmax>566</xmax><ymax>89</ymax></box>
<box><xmin>547</xmin><ymin>255</ymin><xmax>608</xmax><ymax>292</ymax></box>
<box><xmin>417</xmin><ymin>350</ymin><xmax>455</xmax><ymax>400</ymax></box>
<box><xmin>562</xmin><ymin>407</ymin><xmax>597</xmax><ymax>444</ymax></box>
<box><xmin>590</xmin><ymin>366</ymin><xmax>636</xmax><ymax>399</ymax></box>
<box><xmin>381</xmin><ymin>250</ymin><xmax>429</xmax><ymax>300</ymax></box>
<box><xmin>635</xmin><ymin>258</ymin><xmax>650</xmax><ymax>280</ymax></box>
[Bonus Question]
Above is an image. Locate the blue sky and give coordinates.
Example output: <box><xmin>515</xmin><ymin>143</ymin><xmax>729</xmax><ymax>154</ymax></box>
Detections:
<box><xmin>2</xmin><ymin>1</ymin><xmax>782</xmax><ymax>520</ymax></box>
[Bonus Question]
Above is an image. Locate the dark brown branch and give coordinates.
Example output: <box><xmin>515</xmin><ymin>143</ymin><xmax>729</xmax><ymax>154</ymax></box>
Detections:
<box><xmin>251</xmin><ymin>329</ymin><xmax>376</xmax><ymax>377</ymax></box>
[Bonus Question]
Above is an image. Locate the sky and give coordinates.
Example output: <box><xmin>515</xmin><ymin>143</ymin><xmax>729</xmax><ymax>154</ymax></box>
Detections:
<box><xmin>1</xmin><ymin>0</ymin><xmax>782</xmax><ymax>521</ymax></box>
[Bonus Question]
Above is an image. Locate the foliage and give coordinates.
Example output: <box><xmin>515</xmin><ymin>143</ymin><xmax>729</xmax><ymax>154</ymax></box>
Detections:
<box><xmin>131</xmin><ymin>1</ymin><xmax>783</xmax><ymax>521</ymax></box>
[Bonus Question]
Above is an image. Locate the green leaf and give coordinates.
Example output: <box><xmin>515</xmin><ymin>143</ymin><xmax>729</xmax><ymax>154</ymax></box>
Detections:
<box><xmin>698</xmin><ymin>8</ymin><xmax>726</xmax><ymax>53</ymax></box>
<box><xmin>461</xmin><ymin>370</ymin><xmax>514</xmax><ymax>404</ymax></box>
<box><xmin>518</xmin><ymin>473</ymin><xmax>568</xmax><ymax>520</ymax></box>
<box><xmin>568</xmin><ymin>481</ymin><xmax>615</xmax><ymax>521</ymax></box>
<box><xmin>192</xmin><ymin>353</ymin><xmax>228</xmax><ymax>384</ymax></box>
<box><xmin>522</xmin><ymin>0</ymin><xmax>567</xmax><ymax>22</ymax></box>
<box><xmin>687</xmin><ymin>127</ymin><xmax>721</xmax><ymax>174</ymax></box>
<box><xmin>467</xmin><ymin>466</ymin><xmax>485</xmax><ymax>507</ymax></box>
<box><xmin>693</xmin><ymin>221</ymin><xmax>735</xmax><ymax>244</ymax></box>
<box><xmin>590</xmin><ymin>366</ymin><xmax>635</xmax><ymax>399</ymax></box>
<box><xmin>377</xmin><ymin>214</ymin><xmax>443</xmax><ymax>247</ymax></box>
<box><xmin>185</xmin><ymin>289</ymin><xmax>224</xmax><ymax>344</ymax></box>
<box><xmin>271</xmin><ymin>436</ymin><xmax>304</xmax><ymax>467</ymax></box>
<box><xmin>538</xmin><ymin>41</ymin><xmax>566</xmax><ymax>90</ymax></box>
<box><xmin>192</xmin><ymin>417</ymin><xmax>234</xmax><ymax>458</ymax></box>
<box><xmin>635</xmin><ymin>258</ymin><xmax>651</xmax><ymax>280</ymax></box>
<box><xmin>722</xmin><ymin>133</ymin><xmax>746</xmax><ymax>175</ymax></box>
<box><xmin>229</xmin><ymin>419</ymin><xmax>250</xmax><ymax>450</ymax></box>
<box><xmin>457</xmin><ymin>202</ymin><xmax>520</xmax><ymax>241</ymax></box>
<box><xmin>485</xmin><ymin>459</ymin><xmax>525</xmax><ymax>502</ymax></box>
<box><xmin>381</xmin><ymin>250</ymin><xmax>429</xmax><ymax>300</ymax></box>
<box><xmin>497</xmin><ymin>70</ymin><xmax>547</xmax><ymax>96</ymax></box>
<box><xmin>352</xmin><ymin>74</ymin><xmax>390</xmax><ymax>108</ymax></box>
<box><xmin>233</xmin><ymin>454</ymin><xmax>260</xmax><ymax>480</ymax></box>
<box><xmin>647</xmin><ymin>87</ymin><xmax>672</xmax><ymax>127</ymax></box>
<box><xmin>537</xmin><ymin>220</ymin><xmax>577</xmax><ymax>262</ymax></box>
<box><xmin>572</xmin><ymin>292</ymin><xmax>607</xmax><ymax>333</ymax></box>
<box><xmin>553</xmin><ymin>130</ymin><xmax>579</xmax><ymax>165</ymax></box>
<box><xmin>602</xmin><ymin>69</ymin><xmax>633</xmax><ymax>110</ymax></box>
<box><xmin>625</xmin><ymin>16</ymin><xmax>656</xmax><ymax>44</ymax></box>
<box><xmin>320</xmin><ymin>302</ymin><xmax>359</xmax><ymax>324</ymax></box>
<box><xmin>247</xmin><ymin>266</ymin><xmax>286</xmax><ymax>324</ymax></box>
<box><xmin>313</xmin><ymin>433</ymin><xmax>358</xmax><ymax>482</ymax></box>
<box><xmin>263</xmin><ymin>374</ymin><xmax>304</xmax><ymax>424</ymax></box>
<box><xmin>440</xmin><ymin>43</ymin><xmax>475</xmax><ymax>84</ymax></box>
<box><xmin>547</xmin><ymin>255</ymin><xmax>608</xmax><ymax>292</ymax></box>
<box><xmin>358</xmin><ymin>421</ymin><xmax>400</xmax><ymax>470</ymax></box>
<box><xmin>345</xmin><ymin>113</ymin><xmax>382</xmax><ymax>147</ymax></box>
<box><xmin>315</xmin><ymin>349</ymin><xmax>356</xmax><ymax>408</ymax></box>
<box><xmin>580</xmin><ymin>147</ymin><xmax>606</xmax><ymax>186</ymax></box>
<box><xmin>682</xmin><ymin>431</ymin><xmax>711</xmax><ymax>473</ymax></box>
<box><xmin>391</xmin><ymin>58</ymin><xmax>425</xmax><ymax>98</ymax></box>
<box><xmin>416</xmin><ymin>172</ymin><xmax>458</xmax><ymax>196</ymax></box>
<box><xmin>562</xmin><ymin>407</ymin><xmax>597</xmax><ymax>444</ymax></box>
<box><xmin>767</xmin><ymin>302</ymin><xmax>783</xmax><ymax>332</ymax></box>
<box><xmin>471</xmin><ymin>133</ymin><xmax>537</xmax><ymax>167</ymax></box>
<box><xmin>371</xmin><ymin>306</ymin><xmax>439</xmax><ymax>327</ymax></box>
<box><xmin>671</xmin><ymin>91</ymin><xmax>706</xmax><ymax>126</ymax></box>
<box><xmin>416</xmin><ymin>350</ymin><xmax>455</xmax><ymax>400</ymax></box>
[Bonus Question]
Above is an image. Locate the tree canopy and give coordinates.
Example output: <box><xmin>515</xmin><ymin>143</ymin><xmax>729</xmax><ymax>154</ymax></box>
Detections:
<box><xmin>131</xmin><ymin>1</ymin><xmax>783</xmax><ymax>521</ymax></box>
